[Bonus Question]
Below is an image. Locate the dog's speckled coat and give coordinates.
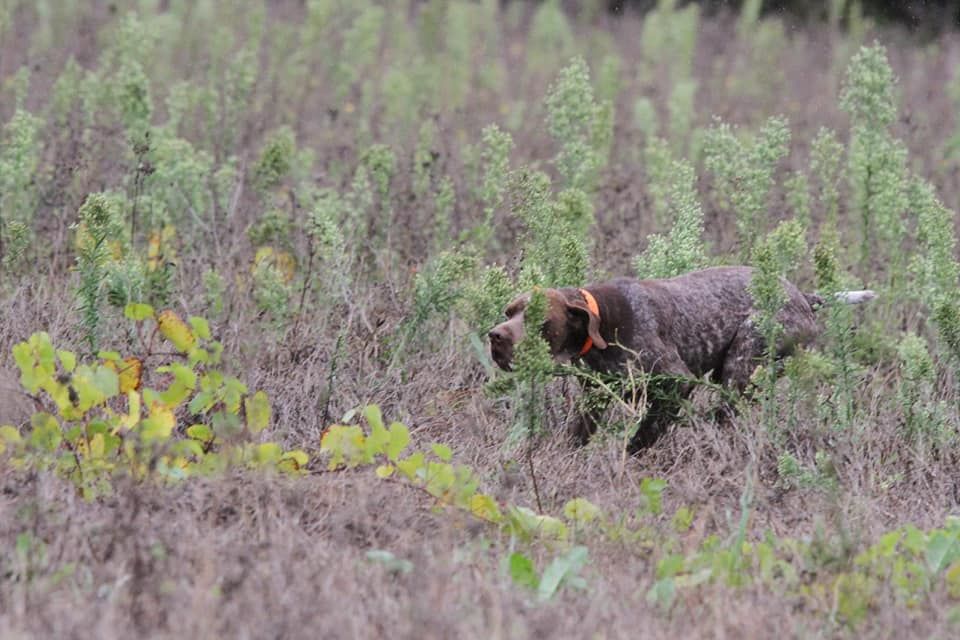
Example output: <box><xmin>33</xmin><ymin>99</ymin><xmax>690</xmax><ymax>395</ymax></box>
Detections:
<box><xmin>488</xmin><ymin>266</ymin><xmax>866</xmax><ymax>452</ymax></box>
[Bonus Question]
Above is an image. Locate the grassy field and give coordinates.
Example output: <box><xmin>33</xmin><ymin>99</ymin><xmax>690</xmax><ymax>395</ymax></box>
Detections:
<box><xmin>5</xmin><ymin>1</ymin><xmax>960</xmax><ymax>637</ymax></box>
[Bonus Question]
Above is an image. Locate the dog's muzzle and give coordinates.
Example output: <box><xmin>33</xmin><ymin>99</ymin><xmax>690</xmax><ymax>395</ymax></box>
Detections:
<box><xmin>487</xmin><ymin>327</ymin><xmax>514</xmax><ymax>371</ymax></box>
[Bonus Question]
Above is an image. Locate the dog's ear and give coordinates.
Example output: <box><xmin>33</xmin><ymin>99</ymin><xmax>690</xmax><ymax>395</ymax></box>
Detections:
<box><xmin>565</xmin><ymin>296</ymin><xmax>607</xmax><ymax>350</ymax></box>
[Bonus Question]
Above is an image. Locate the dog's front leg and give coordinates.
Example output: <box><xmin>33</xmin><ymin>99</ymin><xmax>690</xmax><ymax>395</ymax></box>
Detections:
<box><xmin>570</xmin><ymin>379</ymin><xmax>611</xmax><ymax>446</ymax></box>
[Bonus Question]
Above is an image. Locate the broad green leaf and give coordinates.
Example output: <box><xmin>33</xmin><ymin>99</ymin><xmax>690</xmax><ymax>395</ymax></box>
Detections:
<box><xmin>88</xmin><ymin>432</ymin><xmax>105</xmax><ymax>458</ymax></box>
<box><xmin>282</xmin><ymin>450</ymin><xmax>309</xmax><ymax>466</ymax></box>
<box><xmin>646</xmin><ymin>577</ymin><xmax>676</xmax><ymax>611</ymax></box>
<box><xmin>320</xmin><ymin>425</ymin><xmax>368</xmax><ymax>469</ymax></box>
<box><xmin>386</xmin><ymin>422</ymin><xmax>410</xmax><ymax>461</ymax></box>
<box><xmin>537</xmin><ymin>546</ymin><xmax>588</xmax><ymax>602</ymax></box>
<box><xmin>640</xmin><ymin>477</ymin><xmax>668</xmax><ymax>515</ymax></box>
<box><xmin>672</xmin><ymin>505</ymin><xmax>695</xmax><ymax>532</ymax></box>
<box><xmin>926</xmin><ymin>531</ymin><xmax>960</xmax><ymax>575</ymax></box>
<box><xmin>253</xmin><ymin>442</ymin><xmax>282</xmax><ymax>464</ymax></box>
<box><xmin>124</xmin><ymin>303</ymin><xmax>155</xmax><ymax>321</ymax></box>
<box><xmin>563</xmin><ymin>498</ymin><xmax>601</xmax><ymax>524</ymax></box>
<box><xmin>430</xmin><ymin>443</ymin><xmax>452</xmax><ymax>462</ymax></box>
<box><xmin>244</xmin><ymin>391</ymin><xmax>271</xmax><ymax>433</ymax></box>
<box><xmin>1</xmin><ymin>425</ymin><xmax>22</xmax><ymax>443</ymax></box>
<box><xmin>366</xmin><ymin>408</ymin><xmax>391</xmax><ymax>456</ymax></box>
<box><xmin>211</xmin><ymin>410</ymin><xmax>243</xmax><ymax>439</ymax></box>
<box><xmin>186</xmin><ymin>424</ymin><xmax>214</xmax><ymax>443</ymax></box>
<box><xmin>396</xmin><ymin>452</ymin><xmax>425</xmax><ymax>480</ymax></box>
<box><xmin>188</xmin><ymin>316</ymin><xmax>211</xmax><ymax>340</ymax></box>
<box><xmin>223</xmin><ymin>377</ymin><xmax>247</xmax><ymax>414</ymax></box>
<box><xmin>363</xmin><ymin>405</ymin><xmax>385</xmax><ymax>432</ymax></box>
<box><xmin>29</xmin><ymin>413</ymin><xmax>61</xmax><ymax>452</ymax></box>
<box><xmin>174</xmin><ymin>439</ymin><xmax>205</xmax><ymax>458</ymax></box>
<box><xmin>57</xmin><ymin>350</ymin><xmax>77</xmax><ymax>373</ymax></box>
<box><xmin>160</xmin><ymin>381</ymin><xmax>192</xmax><ymax>407</ymax></box>
<box><xmin>424</xmin><ymin>461</ymin><xmax>456</xmax><ymax>497</ymax></box>
<box><xmin>0</xmin><ymin>425</ymin><xmax>21</xmax><ymax>455</ymax></box>
<box><xmin>657</xmin><ymin>554</ymin><xmax>685</xmax><ymax>579</ymax></box>
<box><xmin>188</xmin><ymin>390</ymin><xmax>216</xmax><ymax>415</ymax></box>
<box><xmin>946</xmin><ymin>561</ymin><xmax>960</xmax><ymax>599</ymax></box>
<box><xmin>509</xmin><ymin>553</ymin><xmax>539</xmax><ymax>589</ymax></box>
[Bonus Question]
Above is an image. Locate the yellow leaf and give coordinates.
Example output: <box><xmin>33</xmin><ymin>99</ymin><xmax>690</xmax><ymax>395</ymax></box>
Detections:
<box><xmin>157</xmin><ymin>310</ymin><xmax>196</xmax><ymax>353</ymax></box>
<box><xmin>274</xmin><ymin>251</ymin><xmax>296</xmax><ymax>283</ymax></box>
<box><xmin>140</xmin><ymin>401</ymin><xmax>175</xmax><ymax>443</ymax></box>
<box><xmin>119</xmin><ymin>390</ymin><xmax>141</xmax><ymax>430</ymax></box>
<box><xmin>89</xmin><ymin>433</ymin><xmax>105</xmax><ymax>459</ymax></box>
<box><xmin>947</xmin><ymin>561</ymin><xmax>960</xmax><ymax>599</ymax></box>
<box><xmin>470</xmin><ymin>494</ymin><xmax>503</xmax><ymax>522</ymax></box>
<box><xmin>254</xmin><ymin>442</ymin><xmax>282</xmax><ymax>464</ymax></box>
<box><xmin>375</xmin><ymin>464</ymin><xmax>395</xmax><ymax>478</ymax></box>
<box><xmin>118</xmin><ymin>357</ymin><xmax>142</xmax><ymax>393</ymax></box>
<box><xmin>0</xmin><ymin>425</ymin><xmax>22</xmax><ymax>445</ymax></box>
<box><xmin>563</xmin><ymin>498</ymin><xmax>601</xmax><ymax>524</ymax></box>
<box><xmin>278</xmin><ymin>450</ymin><xmax>309</xmax><ymax>473</ymax></box>
<box><xmin>148</xmin><ymin>226</ymin><xmax>178</xmax><ymax>271</ymax></box>
<box><xmin>244</xmin><ymin>391</ymin><xmax>271</xmax><ymax>433</ymax></box>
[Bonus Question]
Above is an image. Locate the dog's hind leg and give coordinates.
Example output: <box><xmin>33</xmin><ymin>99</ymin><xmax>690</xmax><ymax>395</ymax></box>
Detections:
<box><xmin>719</xmin><ymin>320</ymin><xmax>766</xmax><ymax>395</ymax></box>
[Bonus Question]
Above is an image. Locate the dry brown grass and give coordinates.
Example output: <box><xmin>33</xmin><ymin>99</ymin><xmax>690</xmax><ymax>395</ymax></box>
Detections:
<box><xmin>4</xmin><ymin>2</ymin><xmax>960</xmax><ymax>638</ymax></box>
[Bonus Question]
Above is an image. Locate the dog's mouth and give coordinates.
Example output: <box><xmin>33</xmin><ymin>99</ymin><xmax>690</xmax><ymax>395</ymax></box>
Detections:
<box><xmin>489</xmin><ymin>343</ymin><xmax>514</xmax><ymax>372</ymax></box>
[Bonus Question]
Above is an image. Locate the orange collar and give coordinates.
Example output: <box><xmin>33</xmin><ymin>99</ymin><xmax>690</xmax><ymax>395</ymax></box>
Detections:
<box><xmin>578</xmin><ymin>288</ymin><xmax>600</xmax><ymax>356</ymax></box>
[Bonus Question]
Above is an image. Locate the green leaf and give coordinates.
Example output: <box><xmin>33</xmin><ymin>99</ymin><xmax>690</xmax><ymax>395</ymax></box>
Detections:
<box><xmin>640</xmin><ymin>477</ymin><xmax>668</xmax><ymax>515</ymax></box>
<box><xmin>672</xmin><ymin>505</ymin><xmax>695</xmax><ymax>532</ymax></box>
<box><xmin>188</xmin><ymin>390</ymin><xmax>216</xmax><ymax>415</ymax></box>
<box><xmin>537</xmin><ymin>546</ymin><xmax>589</xmax><ymax>602</ymax></box>
<box><xmin>188</xmin><ymin>316</ymin><xmax>211</xmax><ymax>340</ymax></box>
<box><xmin>124</xmin><ymin>303</ymin><xmax>155</xmax><ymax>321</ymax></box>
<box><xmin>29</xmin><ymin>413</ymin><xmax>61</xmax><ymax>452</ymax></box>
<box><xmin>396</xmin><ymin>452</ymin><xmax>425</xmax><ymax>480</ymax></box>
<box><xmin>656</xmin><ymin>554</ymin><xmax>685</xmax><ymax>579</ymax></box>
<box><xmin>363</xmin><ymin>405</ymin><xmax>384</xmax><ymax>432</ymax></box>
<box><xmin>646</xmin><ymin>577</ymin><xmax>676</xmax><ymax>611</ymax></box>
<box><xmin>223</xmin><ymin>377</ymin><xmax>247</xmax><ymax>414</ymax></box>
<box><xmin>386</xmin><ymin>422</ymin><xmax>410</xmax><ymax>461</ymax></box>
<box><xmin>509</xmin><ymin>553</ymin><xmax>539</xmax><ymax>589</ymax></box>
<box><xmin>375</xmin><ymin>464</ymin><xmax>395</xmax><ymax>478</ymax></box>
<box><xmin>563</xmin><ymin>498</ymin><xmax>601</xmax><ymax>524</ymax></box>
<box><xmin>244</xmin><ymin>391</ymin><xmax>271</xmax><ymax>433</ymax></box>
<box><xmin>253</xmin><ymin>442</ymin><xmax>282</xmax><ymax>464</ymax></box>
<box><xmin>366</xmin><ymin>410</ymin><xmax>391</xmax><ymax>457</ymax></box>
<box><xmin>186</xmin><ymin>424</ymin><xmax>214</xmax><ymax>443</ymax></box>
<box><xmin>0</xmin><ymin>425</ymin><xmax>22</xmax><ymax>445</ymax></box>
<box><xmin>57</xmin><ymin>350</ymin><xmax>77</xmax><ymax>373</ymax></box>
<box><xmin>926</xmin><ymin>530</ymin><xmax>960</xmax><ymax>575</ymax></box>
<box><xmin>430</xmin><ymin>443</ymin><xmax>452</xmax><ymax>461</ymax></box>
<box><xmin>97</xmin><ymin>350</ymin><xmax>122</xmax><ymax>362</ymax></box>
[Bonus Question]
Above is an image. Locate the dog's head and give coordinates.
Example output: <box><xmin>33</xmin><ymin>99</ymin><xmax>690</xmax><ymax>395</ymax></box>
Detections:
<box><xmin>487</xmin><ymin>288</ymin><xmax>606</xmax><ymax>371</ymax></box>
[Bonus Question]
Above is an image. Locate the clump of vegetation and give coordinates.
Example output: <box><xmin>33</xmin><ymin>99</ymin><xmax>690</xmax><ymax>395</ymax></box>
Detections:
<box><xmin>6</xmin><ymin>2</ymin><xmax>960</xmax><ymax>636</ymax></box>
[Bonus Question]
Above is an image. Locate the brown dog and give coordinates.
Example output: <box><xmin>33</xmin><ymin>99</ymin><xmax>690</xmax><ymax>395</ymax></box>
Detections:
<box><xmin>488</xmin><ymin>266</ymin><xmax>874</xmax><ymax>452</ymax></box>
